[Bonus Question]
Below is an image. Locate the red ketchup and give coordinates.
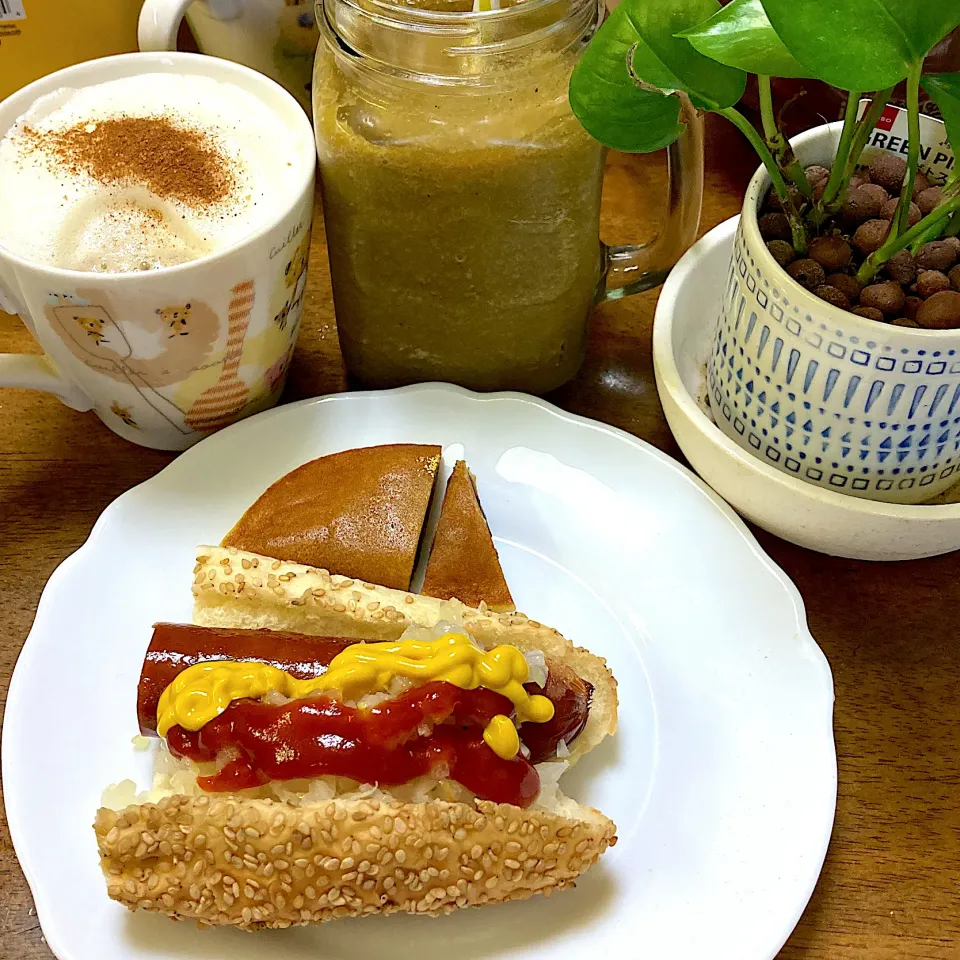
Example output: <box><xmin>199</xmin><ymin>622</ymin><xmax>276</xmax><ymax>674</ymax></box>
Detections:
<box><xmin>166</xmin><ymin>681</ymin><xmax>542</xmax><ymax>808</ymax></box>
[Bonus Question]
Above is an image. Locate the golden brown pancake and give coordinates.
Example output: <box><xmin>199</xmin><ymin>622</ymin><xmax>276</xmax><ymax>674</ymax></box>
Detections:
<box><xmin>222</xmin><ymin>444</ymin><xmax>441</xmax><ymax>590</ymax></box>
<box><xmin>421</xmin><ymin>460</ymin><xmax>515</xmax><ymax>612</ymax></box>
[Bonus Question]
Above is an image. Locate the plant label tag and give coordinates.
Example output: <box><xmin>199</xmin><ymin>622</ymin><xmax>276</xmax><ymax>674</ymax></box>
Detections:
<box><xmin>857</xmin><ymin>99</ymin><xmax>955</xmax><ymax>186</ymax></box>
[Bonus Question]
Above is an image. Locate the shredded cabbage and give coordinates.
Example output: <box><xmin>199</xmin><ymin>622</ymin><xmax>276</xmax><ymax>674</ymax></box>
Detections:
<box><xmin>523</xmin><ymin>649</ymin><xmax>548</xmax><ymax>688</ymax></box>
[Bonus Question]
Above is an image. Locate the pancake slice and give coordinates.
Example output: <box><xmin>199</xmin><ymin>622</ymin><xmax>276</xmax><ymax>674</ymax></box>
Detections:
<box><xmin>421</xmin><ymin>460</ymin><xmax>515</xmax><ymax>612</ymax></box>
<box><xmin>222</xmin><ymin>443</ymin><xmax>441</xmax><ymax>590</ymax></box>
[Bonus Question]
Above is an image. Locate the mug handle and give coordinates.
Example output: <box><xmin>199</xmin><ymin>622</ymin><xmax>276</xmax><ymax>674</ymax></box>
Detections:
<box><xmin>0</xmin><ymin>353</ymin><xmax>95</xmax><ymax>412</ymax></box>
<box><xmin>138</xmin><ymin>0</ymin><xmax>244</xmax><ymax>50</ymax></box>
<box><xmin>0</xmin><ymin>285</ymin><xmax>94</xmax><ymax>412</ymax></box>
<box><xmin>600</xmin><ymin>96</ymin><xmax>704</xmax><ymax>300</ymax></box>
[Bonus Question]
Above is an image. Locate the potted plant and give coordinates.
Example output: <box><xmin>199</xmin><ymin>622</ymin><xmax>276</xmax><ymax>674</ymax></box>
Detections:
<box><xmin>570</xmin><ymin>0</ymin><xmax>960</xmax><ymax>504</ymax></box>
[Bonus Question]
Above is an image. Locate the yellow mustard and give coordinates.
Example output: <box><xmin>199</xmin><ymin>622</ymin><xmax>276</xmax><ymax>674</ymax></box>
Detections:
<box><xmin>156</xmin><ymin>632</ymin><xmax>554</xmax><ymax>760</ymax></box>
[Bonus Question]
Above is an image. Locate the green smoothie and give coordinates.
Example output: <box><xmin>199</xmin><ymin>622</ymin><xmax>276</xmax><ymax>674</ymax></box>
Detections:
<box><xmin>313</xmin><ymin>32</ymin><xmax>605</xmax><ymax>393</ymax></box>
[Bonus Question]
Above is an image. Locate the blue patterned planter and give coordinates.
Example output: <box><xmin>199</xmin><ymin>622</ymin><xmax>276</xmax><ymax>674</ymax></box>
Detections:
<box><xmin>708</xmin><ymin>123</ymin><xmax>960</xmax><ymax>504</ymax></box>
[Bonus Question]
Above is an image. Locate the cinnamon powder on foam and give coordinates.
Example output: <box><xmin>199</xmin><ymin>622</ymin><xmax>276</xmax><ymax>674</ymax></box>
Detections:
<box><xmin>23</xmin><ymin>115</ymin><xmax>237</xmax><ymax>209</ymax></box>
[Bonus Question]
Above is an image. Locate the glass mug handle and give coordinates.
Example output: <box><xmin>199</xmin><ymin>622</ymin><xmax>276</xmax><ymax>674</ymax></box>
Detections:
<box><xmin>600</xmin><ymin>97</ymin><xmax>704</xmax><ymax>300</ymax></box>
<box><xmin>138</xmin><ymin>0</ymin><xmax>244</xmax><ymax>50</ymax></box>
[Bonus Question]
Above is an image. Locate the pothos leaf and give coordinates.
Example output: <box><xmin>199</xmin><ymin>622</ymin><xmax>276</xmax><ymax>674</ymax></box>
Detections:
<box><xmin>569</xmin><ymin>0</ymin><xmax>746</xmax><ymax>153</ymax></box>
<box><xmin>922</xmin><ymin>73</ymin><xmax>960</xmax><ymax>156</ymax></box>
<box><xmin>569</xmin><ymin>13</ymin><xmax>684</xmax><ymax>153</ymax></box>
<box><xmin>623</xmin><ymin>0</ymin><xmax>747</xmax><ymax>112</ymax></box>
<box><xmin>679</xmin><ymin>0</ymin><xmax>811</xmax><ymax>79</ymax></box>
<box><xmin>759</xmin><ymin>0</ymin><xmax>960</xmax><ymax>91</ymax></box>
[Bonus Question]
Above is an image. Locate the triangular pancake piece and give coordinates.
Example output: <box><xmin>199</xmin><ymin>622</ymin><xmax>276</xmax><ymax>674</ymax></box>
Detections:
<box><xmin>222</xmin><ymin>444</ymin><xmax>441</xmax><ymax>590</ymax></box>
<box><xmin>421</xmin><ymin>460</ymin><xmax>515</xmax><ymax>612</ymax></box>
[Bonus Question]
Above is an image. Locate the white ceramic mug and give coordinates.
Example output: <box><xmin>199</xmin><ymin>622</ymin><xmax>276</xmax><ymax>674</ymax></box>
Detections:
<box><xmin>709</xmin><ymin>121</ymin><xmax>960</xmax><ymax>505</ymax></box>
<box><xmin>138</xmin><ymin>0</ymin><xmax>317</xmax><ymax>112</ymax></box>
<box><xmin>0</xmin><ymin>52</ymin><xmax>316</xmax><ymax>451</ymax></box>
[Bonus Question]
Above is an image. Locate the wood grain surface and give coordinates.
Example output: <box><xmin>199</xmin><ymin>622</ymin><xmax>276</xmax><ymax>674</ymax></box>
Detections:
<box><xmin>1</xmin><ymin>115</ymin><xmax>958</xmax><ymax>959</ymax></box>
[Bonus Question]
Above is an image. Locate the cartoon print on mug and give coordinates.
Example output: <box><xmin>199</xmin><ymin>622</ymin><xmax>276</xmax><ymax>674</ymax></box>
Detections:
<box><xmin>45</xmin><ymin>292</ymin><xmax>223</xmax><ymax>434</ymax></box>
<box><xmin>271</xmin><ymin>228</ymin><xmax>310</xmax><ymax>334</ymax></box>
<box><xmin>110</xmin><ymin>402</ymin><xmax>139</xmax><ymax>429</ymax></box>
<box><xmin>157</xmin><ymin>303</ymin><xmax>195</xmax><ymax>338</ymax></box>
<box><xmin>182</xmin><ymin>279</ymin><xmax>258</xmax><ymax>432</ymax></box>
<box><xmin>222</xmin><ymin>294</ymin><xmax>301</xmax><ymax>416</ymax></box>
<box><xmin>73</xmin><ymin>312</ymin><xmax>109</xmax><ymax>346</ymax></box>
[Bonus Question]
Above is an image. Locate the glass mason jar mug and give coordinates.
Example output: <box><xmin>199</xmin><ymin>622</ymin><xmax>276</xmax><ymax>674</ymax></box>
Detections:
<box><xmin>313</xmin><ymin>0</ymin><xmax>703</xmax><ymax>394</ymax></box>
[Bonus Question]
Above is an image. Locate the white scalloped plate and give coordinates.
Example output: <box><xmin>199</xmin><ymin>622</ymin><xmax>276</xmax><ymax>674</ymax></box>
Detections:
<box><xmin>3</xmin><ymin>384</ymin><xmax>836</xmax><ymax>960</ymax></box>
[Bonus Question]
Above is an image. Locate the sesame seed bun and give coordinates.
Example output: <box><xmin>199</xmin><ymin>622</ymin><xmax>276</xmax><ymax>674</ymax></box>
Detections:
<box><xmin>93</xmin><ymin>545</ymin><xmax>619</xmax><ymax>930</ymax></box>
<box><xmin>191</xmin><ymin>545</ymin><xmax>617</xmax><ymax>764</ymax></box>
<box><xmin>96</xmin><ymin>793</ymin><xmax>616</xmax><ymax>929</ymax></box>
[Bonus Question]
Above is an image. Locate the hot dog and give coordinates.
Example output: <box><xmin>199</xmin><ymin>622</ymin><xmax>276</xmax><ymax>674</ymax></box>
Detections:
<box><xmin>95</xmin><ymin>546</ymin><xmax>618</xmax><ymax>931</ymax></box>
<box><xmin>136</xmin><ymin>624</ymin><xmax>355</xmax><ymax>736</ymax></box>
<box><xmin>137</xmin><ymin>623</ymin><xmax>593</xmax><ymax>760</ymax></box>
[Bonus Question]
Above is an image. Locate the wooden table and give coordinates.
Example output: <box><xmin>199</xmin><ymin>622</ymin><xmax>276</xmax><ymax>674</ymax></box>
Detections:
<box><xmin>1</xmin><ymin>115</ymin><xmax>958</xmax><ymax>959</ymax></box>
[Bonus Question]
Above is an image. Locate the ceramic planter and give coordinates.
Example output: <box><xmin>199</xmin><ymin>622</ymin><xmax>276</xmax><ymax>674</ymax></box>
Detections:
<box><xmin>708</xmin><ymin>121</ymin><xmax>960</xmax><ymax>505</ymax></box>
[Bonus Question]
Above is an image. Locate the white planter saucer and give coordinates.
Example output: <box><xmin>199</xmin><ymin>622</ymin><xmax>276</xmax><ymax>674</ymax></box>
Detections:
<box><xmin>653</xmin><ymin>217</ymin><xmax>960</xmax><ymax>561</ymax></box>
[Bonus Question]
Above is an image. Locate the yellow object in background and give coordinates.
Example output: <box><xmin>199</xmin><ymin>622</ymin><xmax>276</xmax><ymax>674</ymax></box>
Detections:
<box><xmin>0</xmin><ymin>0</ymin><xmax>143</xmax><ymax>102</ymax></box>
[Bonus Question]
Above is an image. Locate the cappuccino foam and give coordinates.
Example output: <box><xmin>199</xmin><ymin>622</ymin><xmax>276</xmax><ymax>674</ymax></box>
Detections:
<box><xmin>0</xmin><ymin>73</ymin><xmax>310</xmax><ymax>272</ymax></box>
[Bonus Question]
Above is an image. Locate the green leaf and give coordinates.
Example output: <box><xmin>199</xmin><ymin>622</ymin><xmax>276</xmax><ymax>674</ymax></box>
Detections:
<box><xmin>623</xmin><ymin>0</ymin><xmax>747</xmax><ymax>112</ymax></box>
<box><xmin>569</xmin><ymin>15</ymin><xmax>684</xmax><ymax>153</ymax></box>
<box><xmin>759</xmin><ymin>0</ymin><xmax>960</xmax><ymax>91</ymax></box>
<box><xmin>678</xmin><ymin>0</ymin><xmax>811</xmax><ymax>79</ymax></box>
<box><xmin>569</xmin><ymin>0</ymin><xmax>746</xmax><ymax>153</ymax></box>
<box><xmin>923</xmin><ymin>73</ymin><xmax>960</xmax><ymax>151</ymax></box>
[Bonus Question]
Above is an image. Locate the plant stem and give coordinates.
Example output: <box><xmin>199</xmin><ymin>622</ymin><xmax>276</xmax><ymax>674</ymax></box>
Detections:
<box><xmin>719</xmin><ymin>105</ymin><xmax>807</xmax><ymax>254</ymax></box>
<box><xmin>910</xmin><ymin>171</ymin><xmax>960</xmax><ymax>250</ymax></box>
<box><xmin>835</xmin><ymin>88</ymin><xmax>895</xmax><ymax>198</ymax></box>
<box><xmin>758</xmin><ymin>76</ymin><xmax>812</xmax><ymax>200</ymax></box>
<box><xmin>858</xmin><ymin>187</ymin><xmax>960</xmax><ymax>284</ymax></box>
<box><xmin>819</xmin><ymin>91</ymin><xmax>862</xmax><ymax>211</ymax></box>
<box><xmin>892</xmin><ymin>62</ymin><xmax>923</xmax><ymax>237</ymax></box>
